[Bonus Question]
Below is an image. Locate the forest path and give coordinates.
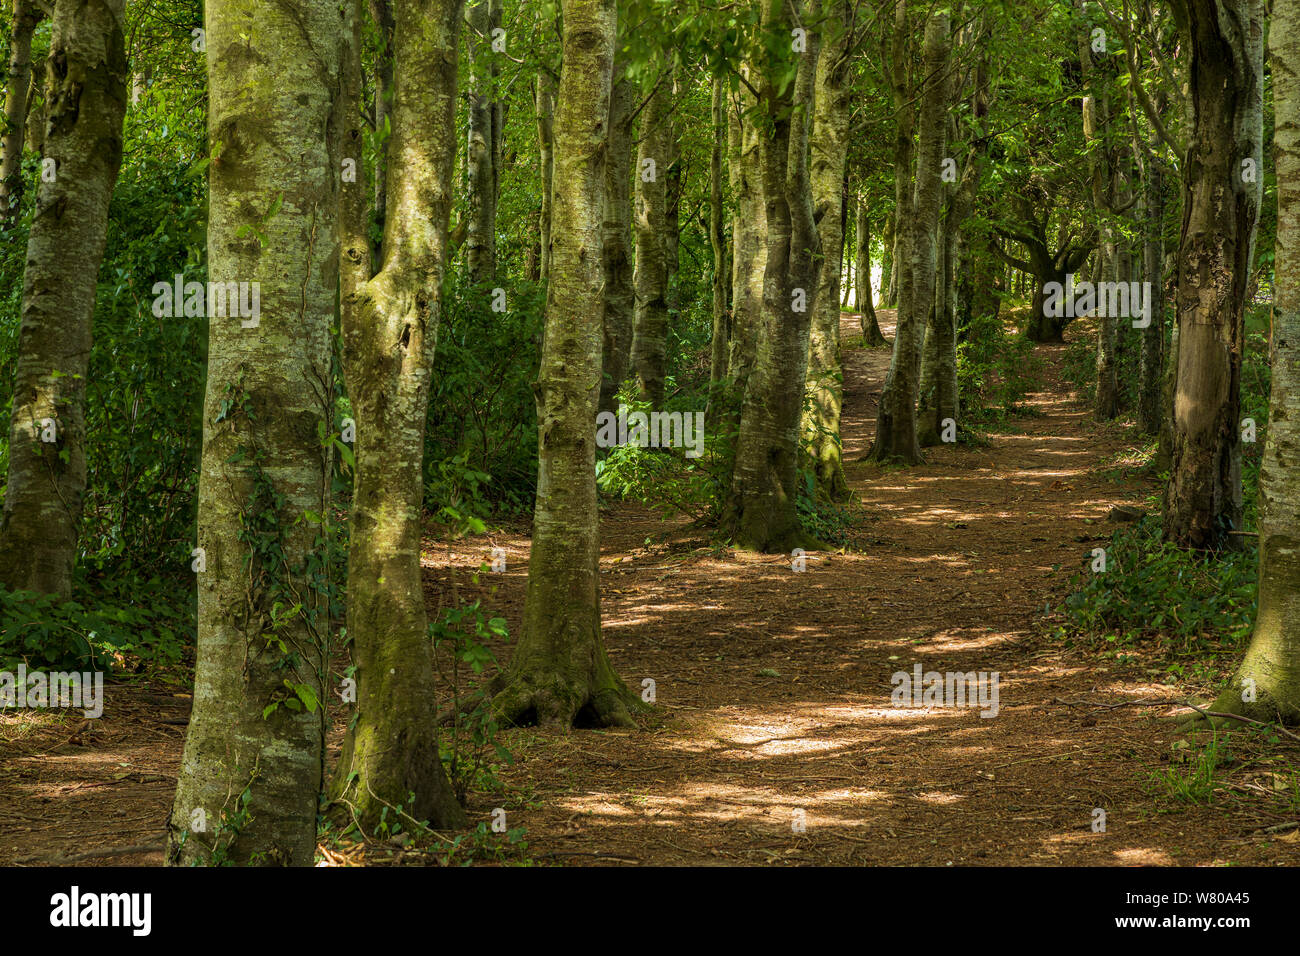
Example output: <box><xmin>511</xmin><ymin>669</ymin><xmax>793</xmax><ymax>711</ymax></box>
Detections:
<box><xmin>432</xmin><ymin>311</ymin><xmax>1289</xmax><ymax>866</ymax></box>
<box><xmin>0</xmin><ymin>313</ymin><xmax>1288</xmax><ymax>866</ymax></box>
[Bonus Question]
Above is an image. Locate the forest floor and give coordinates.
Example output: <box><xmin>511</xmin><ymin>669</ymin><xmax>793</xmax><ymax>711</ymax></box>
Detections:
<box><xmin>3</xmin><ymin>311</ymin><xmax>1297</xmax><ymax>866</ymax></box>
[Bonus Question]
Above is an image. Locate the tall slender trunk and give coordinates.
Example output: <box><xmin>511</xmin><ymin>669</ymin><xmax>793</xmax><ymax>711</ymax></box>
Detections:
<box><xmin>0</xmin><ymin>0</ymin><xmax>127</xmax><ymax>600</ymax></box>
<box><xmin>723</xmin><ymin>0</ymin><xmax>823</xmax><ymax>552</ymax></box>
<box><xmin>629</xmin><ymin>71</ymin><xmax>672</xmax><ymax>406</ymax></box>
<box><xmin>465</xmin><ymin>0</ymin><xmax>498</xmax><ymax>283</ymax></box>
<box><xmin>599</xmin><ymin>61</ymin><xmax>635</xmax><ymax>413</ymax></box>
<box><xmin>871</xmin><ymin>8</ymin><xmax>948</xmax><ymax>465</ymax></box>
<box><xmin>326</xmin><ymin>0</ymin><xmax>466</xmax><ymax>834</ymax></box>
<box><xmin>168</xmin><ymin>0</ymin><xmax>342</xmax><ymax>866</ymax></box>
<box><xmin>803</xmin><ymin>0</ymin><xmax>853</xmax><ymax>500</ymax></box>
<box><xmin>369</xmin><ymin>0</ymin><xmax>394</xmax><ymax>256</ymax></box>
<box><xmin>727</xmin><ymin>76</ymin><xmax>765</xmax><ymax>387</ymax></box>
<box><xmin>856</xmin><ymin>202</ymin><xmax>886</xmax><ymax>345</ymax></box>
<box><xmin>1138</xmin><ymin>121</ymin><xmax>1166</xmax><ymax>434</ymax></box>
<box><xmin>1208</xmin><ymin>0</ymin><xmax>1300</xmax><ymax>723</ymax></box>
<box><xmin>0</xmin><ymin>0</ymin><xmax>44</xmax><ymax>226</ymax></box>
<box><xmin>1163</xmin><ymin>0</ymin><xmax>1263</xmax><ymax>549</ymax></box>
<box><xmin>491</xmin><ymin>0</ymin><xmax>635</xmax><ymax>729</ymax></box>
<box><xmin>708</xmin><ymin>73</ymin><xmax>730</xmax><ymax>399</ymax></box>
<box><xmin>535</xmin><ymin>68</ymin><xmax>556</xmax><ymax>283</ymax></box>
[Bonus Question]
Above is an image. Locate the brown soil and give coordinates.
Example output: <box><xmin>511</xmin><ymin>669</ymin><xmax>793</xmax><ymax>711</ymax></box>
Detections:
<box><xmin>3</xmin><ymin>311</ymin><xmax>1296</xmax><ymax>866</ymax></box>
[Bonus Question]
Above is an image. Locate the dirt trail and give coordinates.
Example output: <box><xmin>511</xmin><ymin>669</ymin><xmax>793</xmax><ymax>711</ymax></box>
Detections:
<box><xmin>0</xmin><ymin>312</ymin><xmax>1289</xmax><ymax>866</ymax></box>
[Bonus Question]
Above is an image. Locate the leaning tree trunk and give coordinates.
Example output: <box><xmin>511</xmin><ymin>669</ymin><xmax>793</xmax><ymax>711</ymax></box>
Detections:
<box><xmin>723</xmin><ymin>0</ymin><xmax>823</xmax><ymax>552</ymax></box>
<box><xmin>326</xmin><ymin>0</ymin><xmax>466</xmax><ymax>835</ymax></box>
<box><xmin>0</xmin><ymin>0</ymin><xmax>44</xmax><ymax>226</ymax></box>
<box><xmin>1206</xmin><ymin>0</ymin><xmax>1300</xmax><ymax>724</ymax></box>
<box><xmin>491</xmin><ymin>0</ymin><xmax>636</xmax><ymax>729</ymax></box>
<box><xmin>629</xmin><ymin>71</ymin><xmax>672</xmax><ymax>407</ymax></box>
<box><xmin>855</xmin><ymin>202</ymin><xmax>887</xmax><ymax>346</ymax></box>
<box><xmin>0</xmin><ymin>0</ymin><xmax>126</xmax><ymax>600</ymax></box>
<box><xmin>871</xmin><ymin>8</ymin><xmax>948</xmax><ymax>465</ymax></box>
<box><xmin>465</xmin><ymin>0</ymin><xmax>498</xmax><ymax>283</ymax></box>
<box><xmin>599</xmin><ymin>61</ymin><xmax>635</xmax><ymax>414</ymax></box>
<box><xmin>1163</xmin><ymin>0</ymin><xmax>1263</xmax><ymax>549</ymax></box>
<box><xmin>803</xmin><ymin>1</ymin><xmax>853</xmax><ymax>501</ymax></box>
<box><xmin>168</xmin><ymin>0</ymin><xmax>341</xmax><ymax>866</ymax></box>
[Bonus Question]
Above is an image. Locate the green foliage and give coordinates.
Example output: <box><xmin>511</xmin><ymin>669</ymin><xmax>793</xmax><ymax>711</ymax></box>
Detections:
<box><xmin>1148</xmin><ymin>731</ymin><xmax>1231</xmax><ymax>807</ymax></box>
<box><xmin>431</xmin><ymin>574</ymin><xmax>513</xmax><ymax>806</ymax></box>
<box><xmin>957</xmin><ymin>314</ymin><xmax>1043</xmax><ymax>428</ymax></box>
<box><xmin>1054</xmin><ymin>516</ymin><xmax>1257</xmax><ymax>668</ymax></box>
<box><xmin>425</xmin><ymin>277</ymin><xmax>544</xmax><ymax>516</ymax></box>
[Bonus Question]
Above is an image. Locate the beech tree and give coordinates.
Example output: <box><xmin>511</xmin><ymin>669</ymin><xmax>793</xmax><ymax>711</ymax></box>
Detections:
<box><xmin>327</xmin><ymin>0</ymin><xmax>466</xmax><ymax>833</ymax></box>
<box><xmin>0</xmin><ymin>0</ymin><xmax>127</xmax><ymax>600</ymax></box>
<box><xmin>629</xmin><ymin>68</ymin><xmax>674</xmax><ymax>407</ymax></box>
<box><xmin>167</xmin><ymin>0</ymin><xmax>342</xmax><ymax>866</ymax></box>
<box><xmin>1204</xmin><ymin>0</ymin><xmax>1300</xmax><ymax>725</ymax></box>
<box><xmin>1163</xmin><ymin>0</ymin><xmax>1263</xmax><ymax>549</ymax></box>
<box><xmin>491</xmin><ymin>0</ymin><xmax>637</xmax><ymax>728</ymax></box>
<box><xmin>0</xmin><ymin>0</ymin><xmax>44</xmax><ymax>226</ymax></box>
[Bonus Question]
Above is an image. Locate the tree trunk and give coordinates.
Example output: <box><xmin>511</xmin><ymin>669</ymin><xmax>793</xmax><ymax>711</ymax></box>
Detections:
<box><xmin>535</xmin><ymin>67</ymin><xmax>555</xmax><ymax>283</ymax></box>
<box><xmin>1163</xmin><ymin>0</ymin><xmax>1263</xmax><ymax>549</ymax></box>
<box><xmin>465</xmin><ymin>0</ymin><xmax>498</xmax><ymax>283</ymax></box>
<box><xmin>326</xmin><ymin>0</ymin><xmax>467</xmax><ymax>835</ymax></box>
<box><xmin>491</xmin><ymin>0</ymin><xmax>635</xmax><ymax>729</ymax></box>
<box><xmin>0</xmin><ymin>0</ymin><xmax>44</xmax><ymax>226</ymax></box>
<box><xmin>803</xmin><ymin>0</ymin><xmax>853</xmax><ymax>501</ymax></box>
<box><xmin>856</xmin><ymin>202</ymin><xmax>886</xmax><ymax>346</ymax></box>
<box><xmin>726</xmin><ymin>75</ymin><xmax>765</xmax><ymax>388</ymax></box>
<box><xmin>708</xmin><ymin>73</ymin><xmax>730</xmax><ymax>399</ymax></box>
<box><xmin>167</xmin><ymin>0</ymin><xmax>341</xmax><ymax>866</ymax></box>
<box><xmin>369</xmin><ymin>0</ymin><xmax>394</xmax><ymax>257</ymax></box>
<box><xmin>1138</xmin><ymin>125</ymin><xmax>1166</xmax><ymax>434</ymax></box>
<box><xmin>871</xmin><ymin>8</ymin><xmax>948</xmax><ymax>465</ymax></box>
<box><xmin>1208</xmin><ymin>0</ymin><xmax>1300</xmax><ymax>723</ymax></box>
<box><xmin>629</xmin><ymin>71</ymin><xmax>672</xmax><ymax>407</ymax></box>
<box><xmin>599</xmin><ymin>61</ymin><xmax>635</xmax><ymax>414</ymax></box>
<box><xmin>0</xmin><ymin>0</ymin><xmax>127</xmax><ymax>600</ymax></box>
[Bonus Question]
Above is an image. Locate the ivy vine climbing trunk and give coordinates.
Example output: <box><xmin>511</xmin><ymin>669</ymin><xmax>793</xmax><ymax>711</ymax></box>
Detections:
<box><xmin>1163</xmin><ymin>0</ymin><xmax>1263</xmax><ymax>549</ymax></box>
<box><xmin>326</xmin><ymin>0</ymin><xmax>467</xmax><ymax>834</ymax></box>
<box><xmin>0</xmin><ymin>0</ymin><xmax>127</xmax><ymax>601</ymax></box>
<box><xmin>491</xmin><ymin>0</ymin><xmax>636</xmax><ymax>729</ymax></box>
<box><xmin>168</xmin><ymin>0</ymin><xmax>342</xmax><ymax>866</ymax></box>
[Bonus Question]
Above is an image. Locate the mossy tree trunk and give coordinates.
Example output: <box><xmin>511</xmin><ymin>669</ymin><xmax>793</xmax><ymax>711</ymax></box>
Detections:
<box><xmin>168</xmin><ymin>0</ymin><xmax>341</xmax><ymax>866</ymax></box>
<box><xmin>599</xmin><ymin>56</ymin><xmax>636</xmax><ymax>415</ymax></box>
<box><xmin>492</xmin><ymin>0</ymin><xmax>636</xmax><ymax>729</ymax></box>
<box><xmin>326</xmin><ymin>0</ymin><xmax>467</xmax><ymax>834</ymax></box>
<box><xmin>629</xmin><ymin>70</ymin><xmax>673</xmax><ymax>407</ymax></box>
<box><xmin>708</xmin><ymin>73</ymin><xmax>731</xmax><ymax>400</ymax></box>
<box><xmin>722</xmin><ymin>0</ymin><xmax>823</xmax><ymax>552</ymax></box>
<box><xmin>1163</xmin><ymin>0</ymin><xmax>1263</xmax><ymax>549</ymax></box>
<box><xmin>803</xmin><ymin>0</ymin><xmax>853</xmax><ymax>500</ymax></box>
<box><xmin>0</xmin><ymin>0</ymin><xmax>126</xmax><ymax>601</ymax></box>
<box><xmin>0</xmin><ymin>0</ymin><xmax>44</xmax><ymax>226</ymax></box>
<box><xmin>871</xmin><ymin>7</ymin><xmax>948</xmax><ymax>465</ymax></box>
<box><xmin>465</xmin><ymin>0</ymin><xmax>499</xmax><ymax>283</ymax></box>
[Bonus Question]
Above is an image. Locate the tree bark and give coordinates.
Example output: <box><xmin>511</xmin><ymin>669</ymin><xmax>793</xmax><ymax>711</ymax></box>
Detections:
<box><xmin>0</xmin><ymin>0</ymin><xmax>44</xmax><ymax>226</ymax></box>
<box><xmin>722</xmin><ymin>0</ymin><xmax>823</xmax><ymax>552</ymax></box>
<box><xmin>465</xmin><ymin>0</ymin><xmax>498</xmax><ymax>283</ymax></box>
<box><xmin>168</xmin><ymin>0</ymin><xmax>341</xmax><ymax>866</ymax></box>
<box><xmin>535</xmin><ymin>67</ymin><xmax>555</xmax><ymax>283</ymax></box>
<box><xmin>369</xmin><ymin>0</ymin><xmax>394</xmax><ymax>258</ymax></box>
<box><xmin>803</xmin><ymin>0</ymin><xmax>853</xmax><ymax>500</ymax></box>
<box><xmin>1207</xmin><ymin>0</ymin><xmax>1300</xmax><ymax>723</ymax></box>
<box><xmin>0</xmin><ymin>0</ymin><xmax>126</xmax><ymax>600</ymax></box>
<box><xmin>1163</xmin><ymin>0</ymin><xmax>1263</xmax><ymax>549</ymax></box>
<box><xmin>599</xmin><ymin>59</ymin><xmax>635</xmax><ymax>414</ymax></box>
<box><xmin>491</xmin><ymin>0</ymin><xmax>635</xmax><ymax>729</ymax></box>
<box><xmin>708</xmin><ymin>73</ymin><xmax>730</xmax><ymax>398</ymax></box>
<box><xmin>855</xmin><ymin>202</ymin><xmax>886</xmax><ymax>346</ymax></box>
<box><xmin>870</xmin><ymin>7</ymin><xmax>948</xmax><ymax>465</ymax></box>
<box><xmin>629</xmin><ymin>70</ymin><xmax>672</xmax><ymax>406</ymax></box>
<box><xmin>327</xmin><ymin>0</ymin><xmax>466</xmax><ymax>835</ymax></box>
